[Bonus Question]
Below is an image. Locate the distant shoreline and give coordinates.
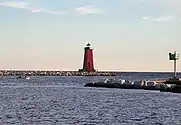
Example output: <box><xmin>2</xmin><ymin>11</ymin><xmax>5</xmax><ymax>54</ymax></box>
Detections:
<box><xmin>0</xmin><ymin>69</ymin><xmax>178</xmax><ymax>73</ymax></box>
<box><xmin>0</xmin><ymin>70</ymin><xmax>179</xmax><ymax>76</ymax></box>
<box><xmin>0</xmin><ymin>70</ymin><xmax>118</xmax><ymax>76</ymax></box>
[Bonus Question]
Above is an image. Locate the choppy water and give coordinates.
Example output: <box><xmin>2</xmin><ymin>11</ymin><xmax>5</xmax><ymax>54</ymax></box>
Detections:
<box><xmin>0</xmin><ymin>72</ymin><xmax>181</xmax><ymax>125</ymax></box>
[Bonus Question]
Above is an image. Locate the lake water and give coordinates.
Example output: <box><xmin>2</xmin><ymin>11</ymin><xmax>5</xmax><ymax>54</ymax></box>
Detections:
<box><xmin>0</xmin><ymin>72</ymin><xmax>181</xmax><ymax>125</ymax></box>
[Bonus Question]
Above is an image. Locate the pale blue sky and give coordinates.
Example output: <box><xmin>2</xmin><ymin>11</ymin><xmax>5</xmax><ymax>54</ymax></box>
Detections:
<box><xmin>0</xmin><ymin>0</ymin><xmax>181</xmax><ymax>71</ymax></box>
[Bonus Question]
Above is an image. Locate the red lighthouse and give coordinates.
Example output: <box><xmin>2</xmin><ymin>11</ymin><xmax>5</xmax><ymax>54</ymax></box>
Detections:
<box><xmin>79</xmin><ymin>43</ymin><xmax>96</xmax><ymax>72</ymax></box>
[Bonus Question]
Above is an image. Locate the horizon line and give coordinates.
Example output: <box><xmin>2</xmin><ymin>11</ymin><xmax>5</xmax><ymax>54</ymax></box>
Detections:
<box><xmin>0</xmin><ymin>69</ymin><xmax>179</xmax><ymax>73</ymax></box>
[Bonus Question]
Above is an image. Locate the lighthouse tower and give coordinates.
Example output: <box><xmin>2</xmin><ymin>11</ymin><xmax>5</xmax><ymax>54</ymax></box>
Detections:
<box><xmin>79</xmin><ymin>43</ymin><xmax>96</xmax><ymax>72</ymax></box>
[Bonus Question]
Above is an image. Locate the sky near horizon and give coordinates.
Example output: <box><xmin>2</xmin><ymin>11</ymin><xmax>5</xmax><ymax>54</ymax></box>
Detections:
<box><xmin>0</xmin><ymin>0</ymin><xmax>181</xmax><ymax>71</ymax></box>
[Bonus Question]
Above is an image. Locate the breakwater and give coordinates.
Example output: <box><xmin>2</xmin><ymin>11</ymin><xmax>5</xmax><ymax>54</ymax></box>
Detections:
<box><xmin>84</xmin><ymin>79</ymin><xmax>181</xmax><ymax>93</ymax></box>
<box><xmin>0</xmin><ymin>70</ymin><xmax>118</xmax><ymax>76</ymax></box>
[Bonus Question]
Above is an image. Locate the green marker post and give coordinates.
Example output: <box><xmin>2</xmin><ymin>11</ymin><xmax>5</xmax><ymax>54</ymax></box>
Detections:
<box><xmin>169</xmin><ymin>51</ymin><xmax>179</xmax><ymax>78</ymax></box>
